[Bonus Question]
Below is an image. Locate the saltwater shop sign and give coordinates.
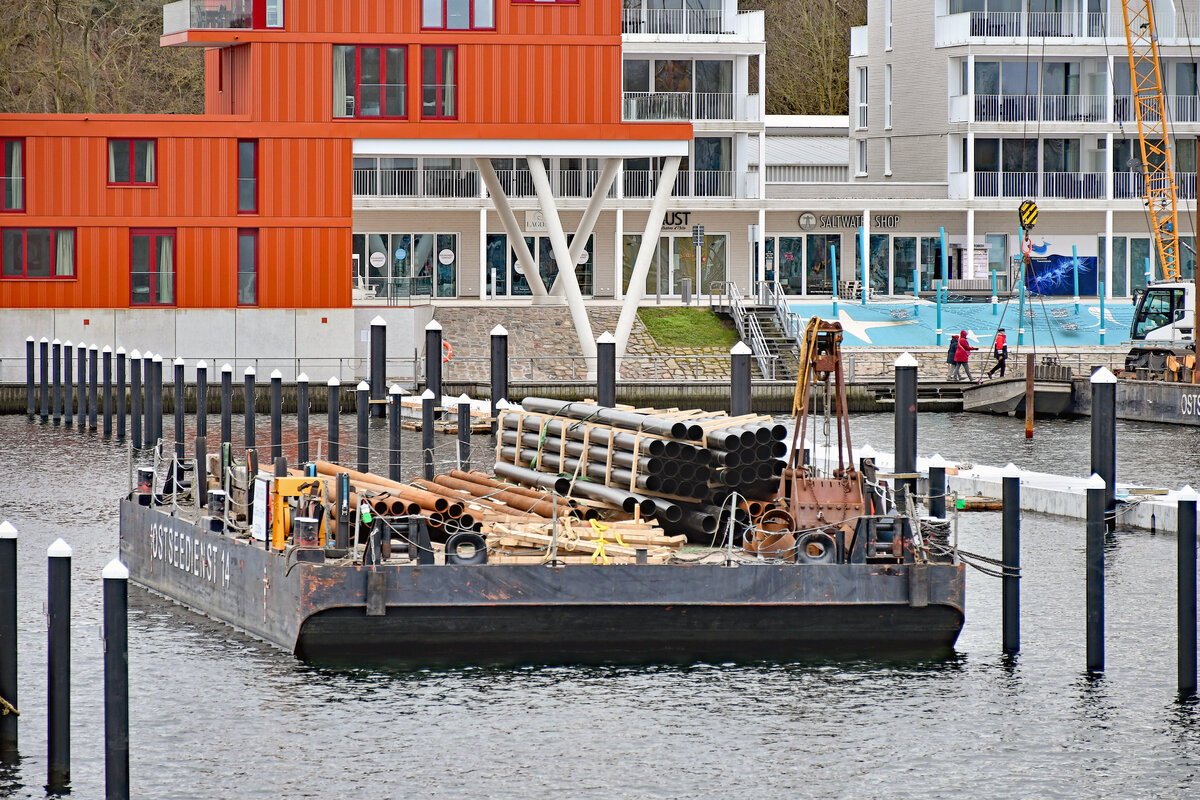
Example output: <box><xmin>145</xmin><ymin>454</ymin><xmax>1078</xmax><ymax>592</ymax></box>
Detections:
<box><xmin>799</xmin><ymin>213</ymin><xmax>901</xmax><ymax>231</ymax></box>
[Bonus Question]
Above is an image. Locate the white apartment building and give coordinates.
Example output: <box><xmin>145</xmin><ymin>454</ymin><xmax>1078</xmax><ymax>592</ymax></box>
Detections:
<box><xmin>834</xmin><ymin>0</ymin><xmax>1200</xmax><ymax>299</ymax></box>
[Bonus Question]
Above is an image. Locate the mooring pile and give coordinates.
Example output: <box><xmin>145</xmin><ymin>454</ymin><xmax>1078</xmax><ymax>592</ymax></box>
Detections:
<box><xmin>494</xmin><ymin>397</ymin><xmax>789</xmax><ymax>541</ymax></box>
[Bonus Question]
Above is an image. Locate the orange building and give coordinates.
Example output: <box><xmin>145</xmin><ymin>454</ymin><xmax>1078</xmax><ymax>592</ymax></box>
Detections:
<box><xmin>0</xmin><ymin>0</ymin><xmax>700</xmax><ymax>372</ymax></box>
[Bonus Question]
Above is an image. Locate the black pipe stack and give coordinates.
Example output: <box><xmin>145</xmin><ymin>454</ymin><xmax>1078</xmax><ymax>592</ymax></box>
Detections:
<box><xmin>425</xmin><ymin>318</ymin><xmax>443</xmax><ymax>408</ymax></box>
<box><xmin>1090</xmin><ymin>368</ymin><xmax>1117</xmax><ymax>530</ymax></box>
<box><xmin>1180</xmin><ymin>486</ymin><xmax>1199</xmax><ymax>696</ymax></box>
<box><xmin>422</xmin><ymin>389</ymin><xmax>435</xmax><ymax>480</ymax></box>
<box><xmin>270</xmin><ymin>369</ymin><xmax>283</xmax><ymax>462</ymax></box>
<box><xmin>102</xmin><ymin>346</ymin><xmax>113</xmax><ymax>439</ymax></box>
<box><xmin>389</xmin><ymin>384</ymin><xmax>403</xmax><ymax>482</ymax></box>
<box><xmin>893</xmin><ymin>352</ymin><xmax>918</xmax><ymax>513</ymax></box>
<box><xmin>102</xmin><ymin>559</ymin><xmax>130</xmax><ymax>800</ymax></box>
<box><xmin>457</xmin><ymin>394</ymin><xmax>472</xmax><ymax>472</ymax></box>
<box><xmin>490</xmin><ymin>324</ymin><xmax>508</xmax><ymax>433</ymax></box>
<box><xmin>356</xmin><ymin>380</ymin><xmax>369</xmax><ymax>473</ymax></box>
<box><xmin>496</xmin><ymin>397</ymin><xmax>787</xmax><ymax>536</ymax></box>
<box><xmin>221</xmin><ymin>364</ymin><xmax>233</xmax><ymax>445</ymax></box>
<box><xmin>116</xmin><ymin>347</ymin><xmax>127</xmax><ymax>441</ymax></box>
<box><xmin>244</xmin><ymin>367</ymin><xmax>256</xmax><ymax>450</ymax></box>
<box><xmin>0</xmin><ymin>520</ymin><xmax>16</xmax><ymax>757</ymax></box>
<box><xmin>39</xmin><ymin>337</ymin><xmax>48</xmax><ymax>423</ymax></box>
<box><xmin>370</xmin><ymin>316</ymin><xmax>387</xmax><ymax>418</ymax></box>
<box><xmin>327</xmin><ymin>377</ymin><xmax>340</xmax><ymax>463</ymax></box>
<box><xmin>296</xmin><ymin>372</ymin><xmax>309</xmax><ymax>464</ymax></box>
<box><xmin>51</xmin><ymin>338</ymin><xmax>61</xmax><ymax>425</ymax></box>
<box><xmin>130</xmin><ymin>350</ymin><xmax>143</xmax><ymax>450</ymax></box>
<box><xmin>596</xmin><ymin>331</ymin><xmax>616</xmax><ymax>408</ymax></box>
<box><xmin>47</xmin><ymin>538</ymin><xmax>71</xmax><ymax>793</ymax></box>
<box><xmin>1086</xmin><ymin>472</ymin><xmax>1106</xmax><ymax>672</ymax></box>
<box><xmin>25</xmin><ymin>336</ymin><xmax>35</xmax><ymax>420</ymax></box>
<box><xmin>1001</xmin><ymin>463</ymin><xmax>1021</xmax><ymax>654</ymax></box>
<box><xmin>63</xmin><ymin>340</ymin><xmax>74</xmax><ymax>428</ymax></box>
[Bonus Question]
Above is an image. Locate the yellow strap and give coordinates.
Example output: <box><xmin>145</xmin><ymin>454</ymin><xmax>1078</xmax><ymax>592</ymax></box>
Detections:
<box><xmin>589</xmin><ymin>519</ymin><xmax>611</xmax><ymax>564</ymax></box>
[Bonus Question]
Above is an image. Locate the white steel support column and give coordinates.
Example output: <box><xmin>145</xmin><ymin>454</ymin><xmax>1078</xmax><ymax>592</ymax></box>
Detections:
<box><xmin>528</xmin><ymin>156</ymin><xmax>598</xmax><ymax>363</ymax></box>
<box><xmin>1105</xmin><ymin>207</ymin><xmax>1113</xmax><ymax>297</ymax></box>
<box><xmin>550</xmin><ymin>158</ymin><xmax>620</xmax><ymax>295</ymax></box>
<box><xmin>757</xmin><ymin>51</ymin><xmax>767</xmax><ymax>287</ymax></box>
<box><xmin>615</xmin><ymin>208</ymin><xmax>624</xmax><ymax>300</ymax></box>
<box><xmin>614</xmin><ymin>155</ymin><xmax>682</xmax><ymax>361</ymax></box>
<box><xmin>478</xmin><ymin>208</ymin><xmax>487</xmax><ymax>300</ymax></box>
<box><xmin>757</xmin><ymin>208</ymin><xmax>766</xmax><ymax>285</ymax></box>
<box><xmin>476</xmin><ymin>158</ymin><xmax>548</xmax><ymax>297</ymax></box>
<box><xmin>966</xmin><ymin>208</ymin><xmax>974</xmax><ymax>282</ymax></box>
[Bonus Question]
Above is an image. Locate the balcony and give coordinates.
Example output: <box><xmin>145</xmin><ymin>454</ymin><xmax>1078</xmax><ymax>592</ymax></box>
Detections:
<box><xmin>621</xmin><ymin>8</ymin><xmax>733</xmax><ymax>36</ymax></box>
<box><xmin>1116</xmin><ymin>95</ymin><xmax>1200</xmax><ymax>123</ymax></box>
<box><xmin>163</xmin><ymin>0</ymin><xmax>282</xmax><ymax>38</ymax></box>
<box><xmin>353</xmin><ymin>167</ymin><xmax>479</xmax><ymax>199</ymax></box>
<box><xmin>937</xmin><ymin>7</ymin><xmax>1200</xmax><ymax>47</ymax></box>
<box><xmin>1114</xmin><ymin>171</ymin><xmax>1197</xmax><ymax>200</ymax></box>
<box><xmin>622</xmin><ymin>169</ymin><xmax>756</xmax><ymax>199</ymax></box>
<box><xmin>622</xmin><ymin>91</ymin><xmax>759</xmax><ymax>123</ymax></box>
<box><xmin>973</xmin><ymin>171</ymin><xmax>1106</xmax><ymax>199</ymax></box>
<box><xmin>970</xmin><ymin>94</ymin><xmax>1107</xmax><ymax>123</ymax></box>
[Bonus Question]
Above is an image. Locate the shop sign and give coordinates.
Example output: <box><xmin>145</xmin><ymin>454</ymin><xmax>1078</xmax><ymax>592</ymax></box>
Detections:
<box><xmin>799</xmin><ymin>212</ymin><xmax>902</xmax><ymax>230</ymax></box>
<box><xmin>438</xmin><ymin>248</ymin><xmax>455</xmax><ymax>265</ymax></box>
<box><xmin>369</xmin><ymin>252</ymin><xmax>386</xmax><ymax>268</ymax></box>
<box><xmin>661</xmin><ymin>211</ymin><xmax>692</xmax><ymax>231</ymax></box>
<box><xmin>525</xmin><ymin>210</ymin><xmax>547</xmax><ymax>232</ymax></box>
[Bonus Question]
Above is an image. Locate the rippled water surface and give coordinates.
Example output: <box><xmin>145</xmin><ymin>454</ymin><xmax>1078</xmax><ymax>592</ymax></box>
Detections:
<box><xmin>0</xmin><ymin>412</ymin><xmax>1198</xmax><ymax>798</ymax></box>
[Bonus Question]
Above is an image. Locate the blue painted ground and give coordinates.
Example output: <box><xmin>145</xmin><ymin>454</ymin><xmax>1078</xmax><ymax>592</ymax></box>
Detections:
<box><xmin>786</xmin><ymin>298</ymin><xmax>1136</xmax><ymax>348</ymax></box>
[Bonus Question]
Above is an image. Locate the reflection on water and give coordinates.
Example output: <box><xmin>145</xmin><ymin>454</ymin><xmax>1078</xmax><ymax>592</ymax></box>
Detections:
<box><xmin>0</xmin><ymin>413</ymin><xmax>1198</xmax><ymax>797</ymax></box>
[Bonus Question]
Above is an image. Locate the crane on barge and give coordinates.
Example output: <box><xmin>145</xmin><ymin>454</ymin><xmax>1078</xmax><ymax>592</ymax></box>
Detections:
<box><xmin>1119</xmin><ymin>1</ymin><xmax>1198</xmax><ymax>377</ymax></box>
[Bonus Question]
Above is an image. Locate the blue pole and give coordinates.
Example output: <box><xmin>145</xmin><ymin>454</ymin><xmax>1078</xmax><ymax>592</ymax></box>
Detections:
<box><xmin>913</xmin><ymin>266</ymin><xmax>920</xmax><ymax>317</ymax></box>
<box><xmin>992</xmin><ymin>268</ymin><xmax>998</xmax><ymax>316</ymax></box>
<box><xmin>1072</xmin><ymin>244</ymin><xmax>1080</xmax><ymax>313</ymax></box>
<box><xmin>936</xmin><ymin>283</ymin><xmax>943</xmax><ymax>346</ymax></box>
<box><xmin>939</xmin><ymin>226</ymin><xmax>948</xmax><ymax>294</ymax></box>
<box><xmin>1099</xmin><ymin>280</ymin><xmax>1106</xmax><ymax>345</ymax></box>
<box><xmin>830</xmin><ymin>244</ymin><xmax>839</xmax><ymax>317</ymax></box>
<box><xmin>1145</xmin><ymin>256</ymin><xmax>1152</xmax><ymax>286</ymax></box>
<box><xmin>860</xmin><ymin>226</ymin><xmax>868</xmax><ymax>305</ymax></box>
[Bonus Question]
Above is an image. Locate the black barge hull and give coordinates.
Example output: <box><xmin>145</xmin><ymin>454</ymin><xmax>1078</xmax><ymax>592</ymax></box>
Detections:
<box><xmin>1071</xmin><ymin>377</ymin><xmax>1200</xmax><ymax>426</ymax></box>
<box><xmin>120</xmin><ymin>501</ymin><xmax>965</xmax><ymax>666</ymax></box>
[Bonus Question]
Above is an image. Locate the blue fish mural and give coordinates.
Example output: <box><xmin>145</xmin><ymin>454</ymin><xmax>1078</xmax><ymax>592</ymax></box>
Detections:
<box><xmin>1024</xmin><ymin>252</ymin><xmax>1098</xmax><ymax>295</ymax></box>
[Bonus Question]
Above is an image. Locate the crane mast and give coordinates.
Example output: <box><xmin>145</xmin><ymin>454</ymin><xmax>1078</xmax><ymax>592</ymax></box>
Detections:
<box><xmin>1120</xmin><ymin>0</ymin><xmax>1182</xmax><ymax>281</ymax></box>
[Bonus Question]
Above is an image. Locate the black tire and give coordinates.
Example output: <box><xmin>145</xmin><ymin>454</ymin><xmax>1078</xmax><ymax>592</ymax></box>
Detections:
<box><xmin>445</xmin><ymin>531</ymin><xmax>488</xmax><ymax>565</ymax></box>
<box><xmin>796</xmin><ymin>532</ymin><xmax>838</xmax><ymax>565</ymax></box>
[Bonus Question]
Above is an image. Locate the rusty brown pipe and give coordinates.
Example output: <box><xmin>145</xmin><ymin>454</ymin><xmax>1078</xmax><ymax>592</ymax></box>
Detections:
<box><xmin>415</xmin><ymin>478</ymin><xmax>542</xmax><ymax>521</ymax></box>
<box><xmin>433</xmin><ymin>474</ymin><xmax>560</xmax><ymax>518</ymax></box>
<box><xmin>456</xmin><ymin>470</ymin><xmax>572</xmax><ymax>505</ymax></box>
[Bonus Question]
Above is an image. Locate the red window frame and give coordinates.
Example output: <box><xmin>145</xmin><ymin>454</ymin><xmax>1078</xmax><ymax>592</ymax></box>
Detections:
<box><xmin>511</xmin><ymin>0</ymin><xmax>578</xmax><ymax>4</ymax></box>
<box><xmin>238</xmin><ymin>139</ymin><xmax>258</xmax><ymax>214</ymax></box>
<box><xmin>237</xmin><ymin>229</ymin><xmax>259</xmax><ymax>306</ymax></box>
<box><xmin>1</xmin><ymin>138</ymin><xmax>24</xmax><ymax>213</ymax></box>
<box><xmin>422</xmin><ymin>0</ymin><xmax>498</xmax><ymax>30</ymax></box>
<box><xmin>130</xmin><ymin>228</ymin><xmax>176</xmax><ymax>307</ymax></box>
<box><xmin>354</xmin><ymin>46</ymin><xmax>408</xmax><ymax>120</ymax></box>
<box><xmin>422</xmin><ymin>46</ymin><xmax>458</xmax><ymax>120</ymax></box>
<box><xmin>1</xmin><ymin>228</ymin><xmax>75</xmax><ymax>279</ymax></box>
<box><xmin>108</xmin><ymin>139</ymin><xmax>157</xmax><ymax>186</ymax></box>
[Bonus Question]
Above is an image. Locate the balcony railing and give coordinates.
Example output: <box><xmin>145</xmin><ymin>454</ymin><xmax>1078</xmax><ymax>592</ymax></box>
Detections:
<box><xmin>352</xmin><ymin>167</ymin><xmax>624</xmax><ymax>200</ymax></box>
<box><xmin>974</xmin><ymin>171</ymin><xmax>1106</xmax><ymax>199</ymax></box>
<box><xmin>163</xmin><ymin>0</ymin><xmax>282</xmax><ymax>35</ymax></box>
<box><xmin>941</xmin><ymin>7</ymin><xmax>1200</xmax><ymax>43</ymax></box>
<box><xmin>621</xmin><ymin>8</ymin><xmax>732</xmax><ymax>35</ymax></box>
<box><xmin>1116</xmin><ymin>95</ymin><xmax>1200</xmax><ymax>123</ymax></box>
<box><xmin>1114</xmin><ymin>171</ymin><xmax>1197</xmax><ymax>200</ymax></box>
<box><xmin>972</xmin><ymin>94</ymin><xmax>1107</xmax><ymax>123</ymax></box>
<box><xmin>623</xmin><ymin>169</ymin><xmax>746</xmax><ymax>198</ymax></box>
<box><xmin>622</xmin><ymin>91</ymin><xmax>745</xmax><ymax>122</ymax></box>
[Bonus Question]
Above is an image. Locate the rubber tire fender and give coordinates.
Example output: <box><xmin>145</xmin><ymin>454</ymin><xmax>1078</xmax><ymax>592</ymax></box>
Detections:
<box><xmin>796</xmin><ymin>531</ymin><xmax>838</xmax><ymax>565</ymax></box>
<box><xmin>445</xmin><ymin>531</ymin><xmax>488</xmax><ymax>565</ymax></box>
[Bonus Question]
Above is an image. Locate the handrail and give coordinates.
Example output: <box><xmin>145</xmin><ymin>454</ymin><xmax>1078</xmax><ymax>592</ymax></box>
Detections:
<box><xmin>709</xmin><ymin>280</ymin><xmax>773</xmax><ymax>377</ymax></box>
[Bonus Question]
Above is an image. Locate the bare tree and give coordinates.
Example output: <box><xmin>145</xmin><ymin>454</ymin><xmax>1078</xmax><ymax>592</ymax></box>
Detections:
<box><xmin>742</xmin><ymin>0</ymin><xmax>867</xmax><ymax>116</ymax></box>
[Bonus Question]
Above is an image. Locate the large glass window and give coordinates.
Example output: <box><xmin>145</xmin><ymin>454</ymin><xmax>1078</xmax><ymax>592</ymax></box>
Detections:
<box><xmin>893</xmin><ymin>236</ymin><xmax>917</xmax><ymax>295</ymax></box>
<box><xmin>351</xmin><ymin>232</ymin><xmax>456</xmax><ymax>302</ymax></box>
<box><xmin>920</xmin><ymin>236</ymin><xmax>943</xmax><ymax>289</ymax></box>
<box><xmin>333</xmin><ymin>46</ymin><xmax>407</xmax><ymax>119</ymax></box>
<box><xmin>694</xmin><ymin>60</ymin><xmax>732</xmax><ymax>119</ymax></box>
<box><xmin>108</xmin><ymin>139</ymin><xmax>156</xmax><ymax>185</ymax></box>
<box><xmin>237</xmin><ymin>230</ymin><xmax>257</xmax><ymax>305</ymax></box>
<box><xmin>238</xmin><ymin>140</ymin><xmax>257</xmax><ymax>213</ymax></box>
<box><xmin>620</xmin><ymin>234</ymin><xmax>723</xmax><ymax>297</ymax></box>
<box><xmin>778</xmin><ymin>236</ymin><xmax>804</xmax><ymax>294</ymax></box>
<box><xmin>422</xmin><ymin>46</ymin><xmax>457</xmax><ymax>119</ymax></box>
<box><xmin>806</xmin><ymin>234</ymin><xmax>840</xmax><ymax>294</ymax></box>
<box><xmin>855</xmin><ymin>232</ymin><xmax>891</xmax><ymax>295</ymax></box>
<box><xmin>1131</xmin><ymin>237</ymin><xmax>1151</xmax><ymax>292</ymax></box>
<box><xmin>130</xmin><ymin>230</ymin><xmax>175</xmax><ymax>306</ymax></box>
<box><xmin>623</xmin><ymin>60</ymin><xmax>650</xmax><ymax>93</ymax></box>
<box><xmin>856</xmin><ymin>67</ymin><xmax>868</xmax><ymax>129</ymax></box>
<box><xmin>693</xmin><ymin>137</ymin><xmax>731</xmax><ymax>196</ymax></box>
<box><xmin>1</xmin><ymin>139</ymin><xmax>22</xmax><ymax>212</ymax></box>
<box><xmin>1</xmin><ymin>228</ymin><xmax>74</xmax><ymax>278</ymax></box>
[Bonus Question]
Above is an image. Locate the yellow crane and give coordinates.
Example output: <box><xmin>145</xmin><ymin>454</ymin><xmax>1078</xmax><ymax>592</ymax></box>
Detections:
<box><xmin>1120</xmin><ymin>0</ymin><xmax>1182</xmax><ymax>281</ymax></box>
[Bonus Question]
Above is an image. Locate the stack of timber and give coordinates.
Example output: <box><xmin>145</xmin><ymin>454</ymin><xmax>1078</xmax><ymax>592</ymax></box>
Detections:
<box><xmin>486</xmin><ymin>518</ymin><xmax>687</xmax><ymax>564</ymax></box>
<box><xmin>494</xmin><ymin>397</ymin><xmax>789</xmax><ymax>542</ymax></box>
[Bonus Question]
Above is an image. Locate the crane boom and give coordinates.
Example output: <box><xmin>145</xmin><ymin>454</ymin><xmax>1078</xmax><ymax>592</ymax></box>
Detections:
<box><xmin>1120</xmin><ymin>0</ymin><xmax>1182</xmax><ymax>281</ymax></box>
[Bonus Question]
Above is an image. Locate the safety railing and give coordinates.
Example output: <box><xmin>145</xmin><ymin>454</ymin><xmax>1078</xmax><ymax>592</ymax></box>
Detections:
<box><xmin>621</xmin><ymin>8</ymin><xmax>733</xmax><ymax>36</ymax></box>
<box><xmin>622</xmin><ymin>92</ymin><xmax>691</xmax><ymax>121</ymax></box>
<box><xmin>1114</xmin><ymin>171</ymin><xmax>1198</xmax><ymax>200</ymax></box>
<box><xmin>708</xmin><ymin>281</ymin><xmax>773</xmax><ymax>377</ymax></box>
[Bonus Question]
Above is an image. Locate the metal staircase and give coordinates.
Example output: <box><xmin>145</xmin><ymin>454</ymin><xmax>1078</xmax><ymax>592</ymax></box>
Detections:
<box><xmin>709</xmin><ymin>281</ymin><xmax>803</xmax><ymax>381</ymax></box>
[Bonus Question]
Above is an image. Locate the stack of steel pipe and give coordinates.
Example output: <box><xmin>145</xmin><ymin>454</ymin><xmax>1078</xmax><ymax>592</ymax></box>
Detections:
<box><xmin>494</xmin><ymin>398</ymin><xmax>788</xmax><ymax>535</ymax></box>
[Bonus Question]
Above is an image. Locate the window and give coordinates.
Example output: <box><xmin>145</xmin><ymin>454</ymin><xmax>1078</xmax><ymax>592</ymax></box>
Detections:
<box><xmin>512</xmin><ymin>0</ymin><xmax>579</xmax><ymax>4</ymax></box>
<box><xmin>2</xmin><ymin>229</ymin><xmax>74</xmax><ymax>278</ymax></box>
<box><xmin>422</xmin><ymin>46</ymin><xmax>457</xmax><ymax>119</ymax></box>
<box><xmin>238</xmin><ymin>230</ymin><xmax>258</xmax><ymax>305</ymax></box>
<box><xmin>856</xmin><ymin>68</ymin><xmax>868</xmax><ymax>129</ymax></box>
<box><xmin>108</xmin><ymin>139</ymin><xmax>156</xmax><ymax>185</ymax></box>
<box><xmin>332</xmin><ymin>46</ymin><xmax>407</xmax><ymax>119</ymax></box>
<box><xmin>423</xmin><ymin>0</ymin><xmax>495</xmax><ymax>29</ymax></box>
<box><xmin>2</xmin><ymin>139</ymin><xmax>22</xmax><ymax>212</ymax></box>
<box><xmin>857</xmin><ymin>140</ymin><xmax>867</xmax><ymax>176</ymax></box>
<box><xmin>885</xmin><ymin>0</ymin><xmax>892</xmax><ymax>49</ymax></box>
<box><xmin>884</xmin><ymin>65</ymin><xmax>892</xmax><ymax>129</ymax></box>
<box><xmin>130</xmin><ymin>230</ymin><xmax>175</xmax><ymax>306</ymax></box>
<box><xmin>884</xmin><ymin>139</ymin><xmax>892</xmax><ymax>176</ymax></box>
<box><xmin>238</xmin><ymin>140</ymin><xmax>257</xmax><ymax>213</ymax></box>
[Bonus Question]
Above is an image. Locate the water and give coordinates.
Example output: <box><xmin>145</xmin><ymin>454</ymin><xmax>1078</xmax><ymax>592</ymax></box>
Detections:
<box><xmin>1</xmin><ymin>412</ymin><xmax>1199</xmax><ymax>798</ymax></box>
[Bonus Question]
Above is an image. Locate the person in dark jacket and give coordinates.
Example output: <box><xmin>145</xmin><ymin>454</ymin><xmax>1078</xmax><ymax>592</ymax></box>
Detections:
<box><xmin>986</xmin><ymin>328</ymin><xmax>1008</xmax><ymax>379</ymax></box>
<box><xmin>946</xmin><ymin>334</ymin><xmax>960</xmax><ymax>380</ymax></box>
<box><xmin>954</xmin><ymin>330</ymin><xmax>975</xmax><ymax>382</ymax></box>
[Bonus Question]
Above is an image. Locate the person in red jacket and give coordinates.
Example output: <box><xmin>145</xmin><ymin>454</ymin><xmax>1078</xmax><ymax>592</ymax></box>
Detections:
<box><xmin>954</xmin><ymin>330</ymin><xmax>975</xmax><ymax>382</ymax></box>
<box><xmin>986</xmin><ymin>328</ymin><xmax>1008</xmax><ymax>379</ymax></box>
